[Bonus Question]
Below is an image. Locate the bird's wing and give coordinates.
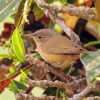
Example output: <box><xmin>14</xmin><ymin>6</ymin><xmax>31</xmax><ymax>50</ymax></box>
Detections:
<box><xmin>42</xmin><ymin>35</ymin><xmax>84</xmax><ymax>54</ymax></box>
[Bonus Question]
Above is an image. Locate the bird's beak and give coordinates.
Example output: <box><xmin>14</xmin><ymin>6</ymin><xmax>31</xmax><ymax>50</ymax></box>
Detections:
<box><xmin>32</xmin><ymin>32</ymin><xmax>38</xmax><ymax>37</ymax></box>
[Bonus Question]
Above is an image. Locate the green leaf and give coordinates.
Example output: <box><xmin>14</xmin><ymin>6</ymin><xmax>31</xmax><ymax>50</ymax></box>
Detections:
<box><xmin>46</xmin><ymin>0</ymin><xmax>54</xmax><ymax>3</ymax></box>
<box><xmin>20</xmin><ymin>69</ymin><xmax>28</xmax><ymax>79</ymax></box>
<box><xmin>15</xmin><ymin>0</ymin><xmax>26</xmax><ymax>26</ymax></box>
<box><xmin>57</xmin><ymin>0</ymin><xmax>67</xmax><ymax>5</ymax></box>
<box><xmin>67</xmin><ymin>0</ymin><xmax>74</xmax><ymax>3</ymax></box>
<box><xmin>84</xmin><ymin>41</ymin><xmax>100</xmax><ymax>47</ymax></box>
<box><xmin>49</xmin><ymin>20</ymin><xmax>54</xmax><ymax>29</ymax></box>
<box><xmin>0</xmin><ymin>0</ymin><xmax>21</xmax><ymax>24</ymax></box>
<box><xmin>33</xmin><ymin>2</ymin><xmax>44</xmax><ymax>21</ymax></box>
<box><xmin>20</xmin><ymin>69</ymin><xmax>28</xmax><ymax>84</ymax></box>
<box><xmin>81</xmin><ymin>50</ymin><xmax>100</xmax><ymax>83</ymax></box>
<box><xmin>54</xmin><ymin>24</ymin><xmax>63</xmax><ymax>33</ymax></box>
<box><xmin>9</xmin><ymin>67</ymin><xmax>16</xmax><ymax>74</ymax></box>
<box><xmin>9</xmin><ymin>80</ymin><xmax>27</xmax><ymax>93</ymax></box>
<box><xmin>13</xmin><ymin>80</ymin><xmax>26</xmax><ymax>91</ymax></box>
<box><xmin>12</xmin><ymin>28</ymin><xmax>25</xmax><ymax>62</ymax></box>
<box><xmin>46</xmin><ymin>0</ymin><xmax>67</xmax><ymax>4</ymax></box>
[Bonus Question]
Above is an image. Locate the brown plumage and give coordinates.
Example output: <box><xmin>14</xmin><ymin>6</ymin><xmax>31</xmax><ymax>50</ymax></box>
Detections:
<box><xmin>29</xmin><ymin>29</ymin><xmax>85</xmax><ymax>68</ymax></box>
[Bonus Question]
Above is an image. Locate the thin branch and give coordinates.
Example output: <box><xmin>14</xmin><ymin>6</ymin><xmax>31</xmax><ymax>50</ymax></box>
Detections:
<box><xmin>47</xmin><ymin>11</ymin><xmax>80</xmax><ymax>43</ymax></box>
<box><xmin>26</xmin><ymin>55</ymin><xmax>87</xmax><ymax>91</ymax></box>
<box><xmin>87</xmin><ymin>96</ymin><xmax>100</xmax><ymax>100</ymax></box>
<box><xmin>70</xmin><ymin>77</ymin><xmax>87</xmax><ymax>92</ymax></box>
<box><xmin>40</xmin><ymin>3</ymin><xmax>98</xmax><ymax>22</ymax></box>
<box><xmin>16</xmin><ymin>93</ymin><xmax>62</xmax><ymax>100</ymax></box>
<box><xmin>68</xmin><ymin>80</ymin><xmax>100</xmax><ymax>100</ymax></box>
<box><xmin>68</xmin><ymin>85</ymin><xmax>92</xmax><ymax>100</ymax></box>
<box><xmin>26</xmin><ymin>76</ymin><xmax>87</xmax><ymax>95</ymax></box>
<box><xmin>34</xmin><ymin>0</ymin><xmax>81</xmax><ymax>44</ymax></box>
<box><xmin>26</xmin><ymin>56</ymin><xmax>73</xmax><ymax>82</ymax></box>
<box><xmin>28</xmin><ymin>79</ymin><xmax>74</xmax><ymax>95</ymax></box>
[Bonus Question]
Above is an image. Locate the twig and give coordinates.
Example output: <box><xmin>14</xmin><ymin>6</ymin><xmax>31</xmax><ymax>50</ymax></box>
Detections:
<box><xmin>69</xmin><ymin>85</ymin><xmax>92</xmax><ymax>100</ymax></box>
<box><xmin>40</xmin><ymin>3</ymin><xmax>98</xmax><ymax>22</ymax></box>
<box><xmin>26</xmin><ymin>56</ymin><xmax>73</xmax><ymax>82</ymax></box>
<box><xmin>34</xmin><ymin>0</ymin><xmax>81</xmax><ymax>44</ymax></box>
<box><xmin>87</xmin><ymin>96</ymin><xmax>100</xmax><ymax>100</ymax></box>
<box><xmin>48</xmin><ymin>11</ymin><xmax>80</xmax><ymax>44</ymax></box>
<box><xmin>28</xmin><ymin>79</ymin><xmax>74</xmax><ymax>95</ymax></box>
<box><xmin>70</xmin><ymin>77</ymin><xmax>87</xmax><ymax>92</ymax></box>
<box><xmin>27</xmin><ymin>56</ymin><xmax>87</xmax><ymax>91</ymax></box>
<box><xmin>16</xmin><ymin>93</ymin><xmax>62</xmax><ymax>100</ymax></box>
<box><xmin>68</xmin><ymin>80</ymin><xmax>100</xmax><ymax>100</ymax></box>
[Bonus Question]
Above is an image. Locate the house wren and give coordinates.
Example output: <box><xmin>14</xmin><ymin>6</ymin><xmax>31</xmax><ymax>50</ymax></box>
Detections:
<box><xmin>26</xmin><ymin>29</ymin><xmax>85</xmax><ymax>68</ymax></box>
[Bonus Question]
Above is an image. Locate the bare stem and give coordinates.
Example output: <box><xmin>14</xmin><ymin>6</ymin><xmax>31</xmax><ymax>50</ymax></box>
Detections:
<box><xmin>69</xmin><ymin>85</ymin><xmax>92</xmax><ymax>100</ymax></box>
<box><xmin>34</xmin><ymin>0</ymin><xmax>81</xmax><ymax>44</ymax></box>
<box><xmin>16</xmin><ymin>93</ymin><xmax>62</xmax><ymax>100</ymax></box>
<box><xmin>40</xmin><ymin>3</ymin><xmax>98</xmax><ymax>22</ymax></box>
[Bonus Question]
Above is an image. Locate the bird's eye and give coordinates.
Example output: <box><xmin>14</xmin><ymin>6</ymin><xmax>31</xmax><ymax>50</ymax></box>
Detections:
<box><xmin>38</xmin><ymin>36</ymin><xmax>42</xmax><ymax>39</ymax></box>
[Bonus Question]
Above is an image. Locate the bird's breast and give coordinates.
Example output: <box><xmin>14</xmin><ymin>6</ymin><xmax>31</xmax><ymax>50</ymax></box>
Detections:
<box><xmin>38</xmin><ymin>48</ymin><xmax>79</xmax><ymax>68</ymax></box>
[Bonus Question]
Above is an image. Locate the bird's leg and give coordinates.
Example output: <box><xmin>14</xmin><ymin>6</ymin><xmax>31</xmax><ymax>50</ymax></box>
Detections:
<box><xmin>67</xmin><ymin>64</ymin><xmax>74</xmax><ymax>75</ymax></box>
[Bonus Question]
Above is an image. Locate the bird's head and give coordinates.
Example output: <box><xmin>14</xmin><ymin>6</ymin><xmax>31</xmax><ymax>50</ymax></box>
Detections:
<box><xmin>32</xmin><ymin>29</ymin><xmax>58</xmax><ymax>45</ymax></box>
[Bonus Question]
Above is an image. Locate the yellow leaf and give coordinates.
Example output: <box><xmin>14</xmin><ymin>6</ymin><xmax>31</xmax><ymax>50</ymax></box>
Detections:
<box><xmin>95</xmin><ymin>0</ymin><xmax>100</xmax><ymax>22</ymax></box>
<box><xmin>33</xmin><ymin>3</ymin><xmax>44</xmax><ymax>21</ymax></box>
<box><xmin>58</xmin><ymin>13</ymin><xmax>79</xmax><ymax>29</ymax></box>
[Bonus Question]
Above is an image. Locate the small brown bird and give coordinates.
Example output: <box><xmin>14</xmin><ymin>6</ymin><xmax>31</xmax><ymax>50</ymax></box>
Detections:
<box><xmin>26</xmin><ymin>29</ymin><xmax>85</xmax><ymax>68</ymax></box>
